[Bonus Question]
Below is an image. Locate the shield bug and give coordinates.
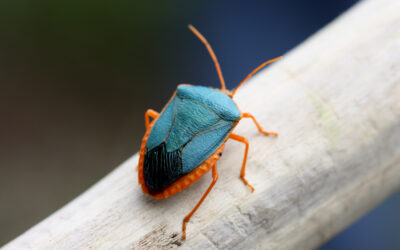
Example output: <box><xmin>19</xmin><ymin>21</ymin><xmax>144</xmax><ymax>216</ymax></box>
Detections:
<box><xmin>138</xmin><ymin>25</ymin><xmax>280</xmax><ymax>240</ymax></box>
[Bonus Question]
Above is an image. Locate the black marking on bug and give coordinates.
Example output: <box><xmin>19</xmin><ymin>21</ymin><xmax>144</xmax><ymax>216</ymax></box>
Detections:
<box><xmin>218</xmin><ymin>152</ymin><xmax>222</xmax><ymax>156</ymax></box>
<box><xmin>144</xmin><ymin>142</ymin><xmax>183</xmax><ymax>194</ymax></box>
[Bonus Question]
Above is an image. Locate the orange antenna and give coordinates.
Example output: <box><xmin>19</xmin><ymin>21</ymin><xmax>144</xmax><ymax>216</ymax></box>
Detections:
<box><xmin>232</xmin><ymin>56</ymin><xmax>281</xmax><ymax>96</ymax></box>
<box><xmin>188</xmin><ymin>24</ymin><xmax>226</xmax><ymax>90</ymax></box>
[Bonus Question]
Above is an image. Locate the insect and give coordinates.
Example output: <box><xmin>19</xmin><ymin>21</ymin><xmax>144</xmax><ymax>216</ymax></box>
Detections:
<box><xmin>138</xmin><ymin>25</ymin><xmax>281</xmax><ymax>240</ymax></box>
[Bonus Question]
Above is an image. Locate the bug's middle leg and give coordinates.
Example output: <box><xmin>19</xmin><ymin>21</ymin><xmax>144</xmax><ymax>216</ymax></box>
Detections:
<box><xmin>144</xmin><ymin>109</ymin><xmax>159</xmax><ymax>130</ymax></box>
<box><xmin>182</xmin><ymin>165</ymin><xmax>218</xmax><ymax>240</ymax></box>
<box><xmin>229</xmin><ymin>133</ymin><xmax>255</xmax><ymax>191</ymax></box>
<box><xmin>242</xmin><ymin>112</ymin><xmax>278</xmax><ymax>136</ymax></box>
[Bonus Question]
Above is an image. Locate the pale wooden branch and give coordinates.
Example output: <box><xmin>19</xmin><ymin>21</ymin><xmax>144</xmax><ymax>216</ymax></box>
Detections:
<box><xmin>4</xmin><ymin>0</ymin><xmax>400</xmax><ymax>249</ymax></box>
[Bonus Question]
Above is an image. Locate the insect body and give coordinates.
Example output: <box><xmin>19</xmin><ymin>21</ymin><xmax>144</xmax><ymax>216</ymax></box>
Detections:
<box><xmin>138</xmin><ymin>25</ymin><xmax>281</xmax><ymax>240</ymax></box>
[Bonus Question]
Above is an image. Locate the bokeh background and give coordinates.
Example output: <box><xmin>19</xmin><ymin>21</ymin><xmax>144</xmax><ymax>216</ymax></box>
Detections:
<box><xmin>1</xmin><ymin>0</ymin><xmax>399</xmax><ymax>248</ymax></box>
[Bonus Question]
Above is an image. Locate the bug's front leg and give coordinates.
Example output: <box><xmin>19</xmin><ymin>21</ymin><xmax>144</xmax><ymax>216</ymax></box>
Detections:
<box><xmin>229</xmin><ymin>133</ymin><xmax>255</xmax><ymax>191</ymax></box>
<box><xmin>242</xmin><ymin>113</ymin><xmax>278</xmax><ymax>136</ymax></box>
<box><xmin>182</xmin><ymin>165</ymin><xmax>218</xmax><ymax>240</ymax></box>
<box><xmin>144</xmin><ymin>109</ymin><xmax>159</xmax><ymax>130</ymax></box>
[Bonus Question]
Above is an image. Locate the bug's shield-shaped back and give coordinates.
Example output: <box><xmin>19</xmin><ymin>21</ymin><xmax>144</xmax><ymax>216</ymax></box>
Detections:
<box><xmin>143</xmin><ymin>85</ymin><xmax>240</xmax><ymax>193</ymax></box>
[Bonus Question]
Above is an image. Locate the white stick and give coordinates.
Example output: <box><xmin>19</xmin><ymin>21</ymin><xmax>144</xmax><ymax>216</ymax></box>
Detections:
<box><xmin>4</xmin><ymin>0</ymin><xmax>400</xmax><ymax>249</ymax></box>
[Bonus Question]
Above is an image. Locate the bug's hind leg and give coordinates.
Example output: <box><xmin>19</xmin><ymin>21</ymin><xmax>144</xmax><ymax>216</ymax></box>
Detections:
<box><xmin>229</xmin><ymin>133</ymin><xmax>254</xmax><ymax>191</ymax></box>
<box><xmin>182</xmin><ymin>165</ymin><xmax>218</xmax><ymax>240</ymax></box>
<box><xmin>242</xmin><ymin>113</ymin><xmax>278</xmax><ymax>136</ymax></box>
<box><xmin>144</xmin><ymin>109</ymin><xmax>159</xmax><ymax>130</ymax></box>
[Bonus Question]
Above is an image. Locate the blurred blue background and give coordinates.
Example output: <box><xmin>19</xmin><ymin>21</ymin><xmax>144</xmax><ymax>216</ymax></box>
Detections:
<box><xmin>1</xmin><ymin>0</ymin><xmax>399</xmax><ymax>248</ymax></box>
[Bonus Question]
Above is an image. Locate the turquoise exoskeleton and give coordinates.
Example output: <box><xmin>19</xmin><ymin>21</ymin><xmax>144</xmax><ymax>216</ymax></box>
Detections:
<box><xmin>137</xmin><ymin>24</ymin><xmax>281</xmax><ymax>240</ymax></box>
<box><xmin>144</xmin><ymin>84</ymin><xmax>241</xmax><ymax>193</ymax></box>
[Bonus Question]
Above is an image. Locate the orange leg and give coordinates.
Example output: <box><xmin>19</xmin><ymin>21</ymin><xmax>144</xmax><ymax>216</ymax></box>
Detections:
<box><xmin>182</xmin><ymin>165</ymin><xmax>218</xmax><ymax>240</ymax></box>
<box><xmin>242</xmin><ymin>113</ymin><xmax>278</xmax><ymax>136</ymax></box>
<box><xmin>229</xmin><ymin>133</ymin><xmax>254</xmax><ymax>192</ymax></box>
<box><xmin>144</xmin><ymin>109</ymin><xmax>159</xmax><ymax>130</ymax></box>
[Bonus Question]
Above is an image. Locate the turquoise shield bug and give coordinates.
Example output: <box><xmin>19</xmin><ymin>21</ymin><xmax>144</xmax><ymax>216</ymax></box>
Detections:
<box><xmin>138</xmin><ymin>25</ymin><xmax>281</xmax><ymax>240</ymax></box>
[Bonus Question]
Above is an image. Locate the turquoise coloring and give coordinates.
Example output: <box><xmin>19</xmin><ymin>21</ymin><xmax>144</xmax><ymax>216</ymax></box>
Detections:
<box><xmin>177</xmin><ymin>85</ymin><xmax>241</xmax><ymax>121</ymax></box>
<box><xmin>146</xmin><ymin>84</ymin><xmax>240</xmax><ymax>174</ymax></box>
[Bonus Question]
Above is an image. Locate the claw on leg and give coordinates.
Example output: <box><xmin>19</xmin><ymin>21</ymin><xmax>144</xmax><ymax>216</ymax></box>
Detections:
<box><xmin>242</xmin><ymin>113</ymin><xmax>278</xmax><ymax>136</ymax></box>
<box><xmin>182</xmin><ymin>165</ymin><xmax>218</xmax><ymax>240</ymax></box>
<box><xmin>229</xmin><ymin>133</ymin><xmax>255</xmax><ymax>191</ymax></box>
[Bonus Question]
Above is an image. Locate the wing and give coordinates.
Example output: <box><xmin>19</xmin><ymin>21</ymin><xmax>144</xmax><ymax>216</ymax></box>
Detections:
<box><xmin>143</xmin><ymin>87</ymin><xmax>238</xmax><ymax>193</ymax></box>
<box><xmin>181</xmin><ymin>119</ymin><xmax>235</xmax><ymax>173</ymax></box>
